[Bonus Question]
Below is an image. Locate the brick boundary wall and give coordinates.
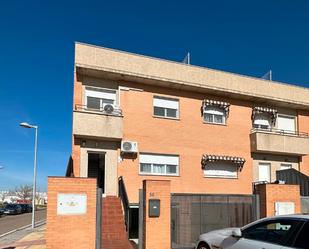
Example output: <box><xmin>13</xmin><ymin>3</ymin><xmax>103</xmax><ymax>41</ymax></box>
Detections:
<box><xmin>46</xmin><ymin>177</ymin><xmax>97</xmax><ymax>249</ymax></box>
<box><xmin>143</xmin><ymin>180</ymin><xmax>171</xmax><ymax>249</ymax></box>
<box><xmin>255</xmin><ymin>183</ymin><xmax>301</xmax><ymax>217</ymax></box>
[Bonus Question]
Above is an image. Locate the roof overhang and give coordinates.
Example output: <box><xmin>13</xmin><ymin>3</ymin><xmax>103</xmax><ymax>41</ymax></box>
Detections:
<box><xmin>75</xmin><ymin>42</ymin><xmax>309</xmax><ymax>110</ymax></box>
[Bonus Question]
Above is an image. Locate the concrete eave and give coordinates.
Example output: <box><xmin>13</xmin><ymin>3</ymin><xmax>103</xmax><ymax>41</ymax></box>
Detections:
<box><xmin>74</xmin><ymin>42</ymin><xmax>309</xmax><ymax>110</ymax></box>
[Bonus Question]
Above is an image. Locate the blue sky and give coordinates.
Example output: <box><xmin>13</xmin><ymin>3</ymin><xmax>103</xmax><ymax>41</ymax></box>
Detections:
<box><xmin>0</xmin><ymin>1</ymin><xmax>308</xmax><ymax>191</ymax></box>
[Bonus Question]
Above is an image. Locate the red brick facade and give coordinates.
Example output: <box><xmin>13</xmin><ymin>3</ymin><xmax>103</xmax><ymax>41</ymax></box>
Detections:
<box><xmin>255</xmin><ymin>183</ymin><xmax>301</xmax><ymax>218</ymax></box>
<box><xmin>46</xmin><ymin>177</ymin><xmax>97</xmax><ymax>249</ymax></box>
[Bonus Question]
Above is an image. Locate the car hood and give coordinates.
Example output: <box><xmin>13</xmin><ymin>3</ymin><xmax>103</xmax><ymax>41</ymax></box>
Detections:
<box><xmin>199</xmin><ymin>228</ymin><xmax>240</xmax><ymax>248</ymax></box>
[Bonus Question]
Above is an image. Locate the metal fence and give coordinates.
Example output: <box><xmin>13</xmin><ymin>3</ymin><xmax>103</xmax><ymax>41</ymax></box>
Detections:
<box><xmin>171</xmin><ymin>194</ymin><xmax>259</xmax><ymax>249</ymax></box>
<box><xmin>301</xmin><ymin>196</ymin><xmax>309</xmax><ymax>213</ymax></box>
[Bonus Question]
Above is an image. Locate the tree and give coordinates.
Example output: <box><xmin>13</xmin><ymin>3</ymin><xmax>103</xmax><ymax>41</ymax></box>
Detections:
<box><xmin>15</xmin><ymin>185</ymin><xmax>33</xmax><ymax>202</ymax></box>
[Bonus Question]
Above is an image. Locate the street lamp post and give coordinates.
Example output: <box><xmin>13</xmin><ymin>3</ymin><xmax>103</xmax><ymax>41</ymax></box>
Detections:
<box><xmin>20</xmin><ymin>122</ymin><xmax>38</xmax><ymax>229</ymax></box>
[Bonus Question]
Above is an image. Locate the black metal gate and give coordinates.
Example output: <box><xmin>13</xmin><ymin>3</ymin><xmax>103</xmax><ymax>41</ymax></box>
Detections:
<box><xmin>171</xmin><ymin>194</ymin><xmax>259</xmax><ymax>249</ymax></box>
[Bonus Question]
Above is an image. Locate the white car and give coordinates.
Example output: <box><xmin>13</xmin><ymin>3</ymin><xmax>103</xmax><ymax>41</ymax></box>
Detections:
<box><xmin>196</xmin><ymin>214</ymin><xmax>309</xmax><ymax>249</ymax></box>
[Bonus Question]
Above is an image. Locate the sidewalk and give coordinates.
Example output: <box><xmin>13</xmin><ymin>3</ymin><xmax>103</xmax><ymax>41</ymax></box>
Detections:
<box><xmin>0</xmin><ymin>226</ymin><xmax>45</xmax><ymax>249</ymax></box>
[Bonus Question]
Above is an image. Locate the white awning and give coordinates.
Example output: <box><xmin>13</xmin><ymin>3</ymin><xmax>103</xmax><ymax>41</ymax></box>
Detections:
<box><xmin>202</xmin><ymin>99</ymin><xmax>230</xmax><ymax>117</ymax></box>
<box><xmin>252</xmin><ymin>106</ymin><xmax>277</xmax><ymax>125</ymax></box>
<box><xmin>201</xmin><ymin>154</ymin><xmax>245</xmax><ymax>171</ymax></box>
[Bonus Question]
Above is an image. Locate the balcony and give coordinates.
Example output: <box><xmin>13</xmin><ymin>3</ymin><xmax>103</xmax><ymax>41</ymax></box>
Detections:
<box><xmin>250</xmin><ymin>128</ymin><xmax>309</xmax><ymax>155</ymax></box>
<box><xmin>73</xmin><ymin>105</ymin><xmax>123</xmax><ymax>140</ymax></box>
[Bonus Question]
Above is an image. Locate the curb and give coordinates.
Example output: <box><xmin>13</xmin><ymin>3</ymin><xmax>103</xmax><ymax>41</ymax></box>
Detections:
<box><xmin>0</xmin><ymin>219</ymin><xmax>46</xmax><ymax>239</ymax></box>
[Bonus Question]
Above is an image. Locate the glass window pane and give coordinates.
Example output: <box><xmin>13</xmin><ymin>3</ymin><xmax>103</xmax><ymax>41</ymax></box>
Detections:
<box><xmin>166</xmin><ymin>108</ymin><xmax>177</xmax><ymax>118</ymax></box>
<box><xmin>87</xmin><ymin>97</ymin><xmax>101</xmax><ymax>110</ymax></box>
<box><xmin>102</xmin><ymin>98</ymin><xmax>114</xmax><ymax>105</ymax></box>
<box><xmin>154</xmin><ymin>107</ymin><xmax>165</xmax><ymax>117</ymax></box>
<box><xmin>214</xmin><ymin>114</ymin><xmax>223</xmax><ymax>123</ymax></box>
<box><xmin>242</xmin><ymin>219</ymin><xmax>299</xmax><ymax>246</ymax></box>
<box><xmin>294</xmin><ymin>222</ymin><xmax>309</xmax><ymax>248</ymax></box>
<box><xmin>140</xmin><ymin>163</ymin><xmax>151</xmax><ymax>173</ymax></box>
<box><xmin>167</xmin><ymin>165</ymin><xmax>177</xmax><ymax>174</ymax></box>
<box><xmin>204</xmin><ymin>113</ymin><xmax>213</xmax><ymax>123</ymax></box>
<box><xmin>153</xmin><ymin>164</ymin><xmax>165</xmax><ymax>174</ymax></box>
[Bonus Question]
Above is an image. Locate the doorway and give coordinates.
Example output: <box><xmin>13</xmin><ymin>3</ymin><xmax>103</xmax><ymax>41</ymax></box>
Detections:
<box><xmin>88</xmin><ymin>153</ymin><xmax>105</xmax><ymax>191</ymax></box>
<box><xmin>129</xmin><ymin>206</ymin><xmax>139</xmax><ymax>240</ymax></box>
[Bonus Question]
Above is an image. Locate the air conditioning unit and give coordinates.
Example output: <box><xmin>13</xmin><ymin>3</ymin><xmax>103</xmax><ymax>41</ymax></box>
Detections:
<box><xmin>121</xmin><ymin>141</ymin><xmax>138</xmax><ymax>153</ymax></box>
<box><xmin>102</xmin><ymin>103</ymin><xmax>115</xmax><ymax>114</ymax></box>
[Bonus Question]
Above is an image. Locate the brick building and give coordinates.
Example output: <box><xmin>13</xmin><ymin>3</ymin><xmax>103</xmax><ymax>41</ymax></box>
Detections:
<box><xmin>50</xmin><ymin>42</ymin><xmax>309</xmax><ymax>248</ymax></box>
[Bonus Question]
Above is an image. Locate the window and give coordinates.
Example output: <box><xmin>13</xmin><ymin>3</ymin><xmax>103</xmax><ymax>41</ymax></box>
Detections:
<box><xmin>85</xmin><ymin>87</ymin><xmax>116</xmax><ymax>110</ymax></box>
<box><xmin>294</xmin><ymin>221</ymin><xmax>309</xmax><ymax>248</ymax></box>
<box><xmin>242</xmin><ymin>219</ymin><xmax>300</xmax><ymax>246</ymax></box>
<box><xmin>204</xmin><ymin>162</ymin><xmax>237</xmax><ymax>178</ymax></box>
<box><xmin>139</xmin><ymin>154</ymin><xmax>179</xmax><ymax>176</ymax></box>
<box><xmin>277</xmin><ymin>115</ymin><xmax>296</xmax><ymax>134</ymax></box>
<box><xmin>253</xmin><ymin>113</ymin><xmax>271</xmax><ymax>129</ymax></box>
<box><xmin>280</xmin><ymin>163</ymin><xmax>292</xmax><ymax>170</ymax></box>
<box><xmin>203</xmin><ymin>106</ymin><xmax>226</xmax><ymax>124</ymax></box>
<box><xmin>153</xmin><ymin>96</ymin><xmax>179</xmax><ymax>119</ymax></box>
<box><xmin>258</xmin><ymin>163</ymin><xmax>271</xmax><ymax>182</ymax></box>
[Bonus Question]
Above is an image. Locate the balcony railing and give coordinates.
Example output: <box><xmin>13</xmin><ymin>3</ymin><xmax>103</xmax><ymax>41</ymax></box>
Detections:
<box><xmin>251</xmin><ymin>127</ymin><xmax>309</xmax><ymax>137</ymax></box>
<box><xmin>75</xmin><ymin>104</ymin><xmax>122</xmax><ymax>116</ymax></box>
<box><xmin>250</xmin><ymin>127</ymin><xmax>309</xmax><ymax>155</ymax></box>
<box><xmin>73</xmin><ymin>104</ymin><xmax>123</xmax><ymax>140</ymax></box>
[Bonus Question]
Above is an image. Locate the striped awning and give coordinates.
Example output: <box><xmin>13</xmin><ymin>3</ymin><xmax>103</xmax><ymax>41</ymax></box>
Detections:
<box><xmin>251</xmin><ymin>106</ymin><xmax>277</xmax><ymax>125</ymax></box>
<box><xmin>201</xmin><ymin>154</ymin><xmax>246</xmax><ymax>171</ymax></box>
<box><xmin>201</xmin><ymin>99</ymin><xmax>230</xmax><ymax>117</ymax></box>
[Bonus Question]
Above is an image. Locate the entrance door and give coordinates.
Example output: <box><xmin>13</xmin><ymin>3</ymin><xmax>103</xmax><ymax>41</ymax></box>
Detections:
<box><xmin>88</xmin><ymin>153</ymin><xmax>105</xmax><ymax>191</ymax></box>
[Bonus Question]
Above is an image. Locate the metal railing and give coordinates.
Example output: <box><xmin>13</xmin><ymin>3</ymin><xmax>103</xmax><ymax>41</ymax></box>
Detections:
<box><xmin>118</xmin><ymin>176</ymin><xmax>130</xmax><ymax>233</ymax></box>
<box><xmin>75</xmin><ymin>104</ymin><xmax>123</xmax><ymax>116</ymax></box>
<box><xmin>251</xmin><ymin>127</ymin><xmax>309</xmax><ymax>137</ymax></box>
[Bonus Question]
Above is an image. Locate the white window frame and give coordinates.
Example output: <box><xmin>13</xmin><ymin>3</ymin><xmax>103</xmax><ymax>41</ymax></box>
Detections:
<box><xmin>203</xmin><ymin>106</ymin><xmax>226</xmax><ymax>125</ymax></box>
<box><xmin>153</xmin><ymin>96</ymin><xmax>179</xmax><ymax>119</ymax></box>
<box><xmin>258</xmin><ymin>162</ymin><xmax>271</xmax><ymax>182</ymax></box>
<box><xmin>277</xmin><ymin>114</ymin><xmax>296</xmax><ymax>134</ymax></box>
<box><xmin>85</xmin><ymin>86</ymin><xmax>117</xmax><ymax>110</ymax></box>
<box><xmin>203</xmin><ymin>161</ymin><xmax>238</xmax><ymax>179</ymax></box>
<box><xmin>280</xmin><ymin>163</ymin><xmax>292</xmax><ymax>170</ymax></box>
<box><xmin>139</xmin><ymin>153</ymin><xmax>179</xmax><ymax>176</ymax></box>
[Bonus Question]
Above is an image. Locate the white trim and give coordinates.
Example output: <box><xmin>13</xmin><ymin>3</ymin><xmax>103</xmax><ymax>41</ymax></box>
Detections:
<box><xmin>153</xmin><ymin>96</ymin><xmax>179</xmax><ymax>109</ymax></box>
<box><xmin>258</xmin><ymin>162</ymin><xmax>271</xmax><ymax>182</ymax></box>
<box><xmin>139</xmin><ymin>153</ymin><xmax>179</xmax><ymax>176</ymax></box>
<box><xmin>153</xmin><ymin>96</ymin><xmax>179</xmax><ymax>119</ymax></box>
<box><xmin>140</xmin><ymin>154</ymin><xmax>179</xmax><ymax>165</ymax></box>
<box><xmin>254</xmin><ymin>113</ymin><xmax>271</xmax><ymax>126</ymax></box>
<box><xmin>277</xmin><ymin>114</ymin><xmax>296</xmax><ymax>133</ymax></box>
<box><xmin>203</xmin><ymin>161</ymin><xmax>238</xmax><ymax>178</ymax></box>
<box><xmin>280</xmin><ymin>163</ymin><xmax>292</xmax><ymax>170</ymax></box>
<box><xmin>203</xmin><ymin>106</ymin><xmax>226</xmax><ymax>124</ymax></box>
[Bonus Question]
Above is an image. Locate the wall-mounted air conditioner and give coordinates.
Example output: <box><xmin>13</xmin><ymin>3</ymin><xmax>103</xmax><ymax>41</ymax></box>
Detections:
<box><xmin>121</xmin><ymin>141</ymin><xmax>138</xmax><ymax>153</ymax></box>
<box><xmin>102</xmin><ymin>103</ymin><xmax>116</xmax><ymax>114</ymax></box>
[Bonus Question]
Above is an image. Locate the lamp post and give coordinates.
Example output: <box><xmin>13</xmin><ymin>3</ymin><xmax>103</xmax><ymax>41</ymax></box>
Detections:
<box><xmin>20</xmin><ymin>122</ymin><xmax>38</xmax><ymax>229</ymax></box>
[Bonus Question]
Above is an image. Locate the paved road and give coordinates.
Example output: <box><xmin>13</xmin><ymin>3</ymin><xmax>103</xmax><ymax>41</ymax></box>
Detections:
<box><xmin>0</xmin><ymin>209</ymin><xmax>46</xmax><ymax>236</ymax></box>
